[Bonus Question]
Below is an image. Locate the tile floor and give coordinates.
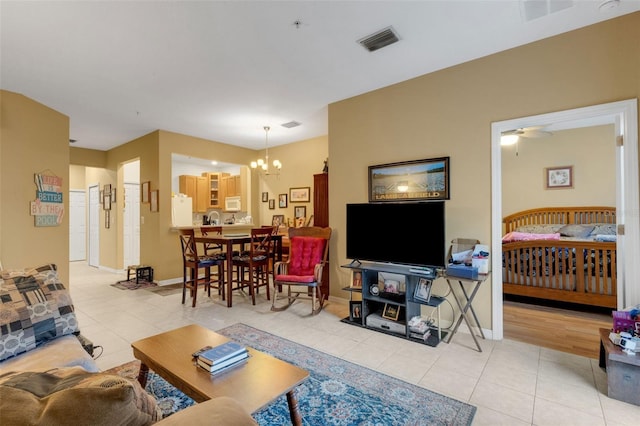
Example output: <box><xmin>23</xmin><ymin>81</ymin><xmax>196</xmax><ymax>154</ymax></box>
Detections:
<box><xmin>70</xmin><ymin>262</ymin><xmax>639</xmax><ymax>426</ymax></box>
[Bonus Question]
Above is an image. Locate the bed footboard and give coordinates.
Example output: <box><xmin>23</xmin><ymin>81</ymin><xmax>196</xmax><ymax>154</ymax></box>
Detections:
<box><xmin>502</xmin><ymin>240</ymin><xmax>617</xmax><ymax>308</ymax></box>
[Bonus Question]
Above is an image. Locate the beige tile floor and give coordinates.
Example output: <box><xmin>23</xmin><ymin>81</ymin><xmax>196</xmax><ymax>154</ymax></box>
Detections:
<box><xmin>70</xmin><ymin>262</ymin><xmax>639</xmax><ymax>426</ymax></box>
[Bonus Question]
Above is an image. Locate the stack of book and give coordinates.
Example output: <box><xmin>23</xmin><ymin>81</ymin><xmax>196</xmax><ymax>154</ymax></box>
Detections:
<box><xmin>195</xmin><ymin>341</ymin><xmax>249</xmax><ymax>375</ymax></box>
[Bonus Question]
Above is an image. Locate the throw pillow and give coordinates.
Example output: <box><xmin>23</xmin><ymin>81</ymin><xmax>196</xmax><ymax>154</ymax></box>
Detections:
<box><xmin>0</xmin><ymin>367</ymin><xmax>161</xmax><ymax>425</ymax></box>
<box><xmin>557</xmin><ymin>224</ymin><xmax>595</xmax><ymax>238</ymax></box>
<box><xmin>0</xmin><ymin>264</ymin><xmax>79</xmax><ymax>361</ymax></box>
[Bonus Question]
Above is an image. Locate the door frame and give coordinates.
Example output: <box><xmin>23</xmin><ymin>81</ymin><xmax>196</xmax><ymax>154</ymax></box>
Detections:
<box><xmin>88</xmin><ymin>184</ymin><xmax>100</xmax><ymax>268</ymax></box>
<box><xmin>490</xmin><ymin>99</ymin><xmax>639</xmax><ymax>340</ymax></box>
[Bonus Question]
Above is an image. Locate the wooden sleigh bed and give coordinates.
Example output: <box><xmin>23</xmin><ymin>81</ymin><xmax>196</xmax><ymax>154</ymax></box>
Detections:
<box><xmin>502</xmin><ymin>206</ymin><xmax>617</xmax><ymax>309</ymax></box>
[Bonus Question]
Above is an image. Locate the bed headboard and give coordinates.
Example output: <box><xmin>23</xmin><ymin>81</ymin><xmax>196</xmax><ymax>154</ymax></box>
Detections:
<box><xmin>503</xmin><ymin>206</ymin><xmax>616</xmax><ymax>233</ymax></box>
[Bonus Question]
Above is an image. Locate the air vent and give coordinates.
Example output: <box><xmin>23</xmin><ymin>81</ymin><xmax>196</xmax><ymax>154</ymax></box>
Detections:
<box><xmin>281</xmin><ymin>121</ymin><xmax>301</xmax><ymax>129</ymax></box>
<box><xmin>357</xmin><ymin>26</ymin><xmax>400</xmax><ymax>52</ymax></box>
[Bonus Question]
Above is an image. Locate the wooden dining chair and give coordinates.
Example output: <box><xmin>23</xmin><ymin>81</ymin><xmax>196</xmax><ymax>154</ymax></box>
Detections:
<box><xmin>200</xmin><ymin>226</ymin><xmax>227</xmax><ymax>300</ymax></box>
<box><xmin>271</xmin><ymin>226</ymin><xmax>331</xmax><ymax>315</ymax></box>
<box><xmin>178</xmin><ymin>228</ymin><xmax>225</xmax><ymax>307</ymax></box>
<box><xmin>231</xmin><ymin>227</ymin><xmax>274</xmax><ymax>305</ymax></box>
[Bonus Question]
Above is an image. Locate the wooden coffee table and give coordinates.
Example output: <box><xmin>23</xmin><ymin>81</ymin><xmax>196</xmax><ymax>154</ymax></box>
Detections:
<box><xmin>131</xmin><ymin>324</ymin><xmax>309</xmax><ymax>425</ymax></box>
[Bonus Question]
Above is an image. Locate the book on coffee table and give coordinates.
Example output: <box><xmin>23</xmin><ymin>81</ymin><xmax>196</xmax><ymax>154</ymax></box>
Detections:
<box><xmin>197</xmin><ymin>352</ymin><xmax>249</xmax><ymax>374</ymax></box>
<box><xmin>198</xmin><ymin>341</ymin><xmax>248</xmax><ymax>366</ymax></box>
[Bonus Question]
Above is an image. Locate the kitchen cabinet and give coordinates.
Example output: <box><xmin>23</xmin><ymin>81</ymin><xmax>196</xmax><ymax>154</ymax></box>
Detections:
<box><xmin>179</xmin><ymin>175</ymin><xmax>209</xmax><ymax>213</ymax></box>
<box><xmin>222</xmin><ymin>175</ymin><xmax>241</xmax><ymax>197</ymax></box>
<box><xmin>202</xmin><ymin>172</ymin><xmax>229</xmax><ymax>209</ymax></box>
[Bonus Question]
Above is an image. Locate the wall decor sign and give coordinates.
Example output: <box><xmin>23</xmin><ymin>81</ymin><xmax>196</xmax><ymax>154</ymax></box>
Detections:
<box><xmin>294</xmin><ymin>205</ymin><xmax>306</xmax><ymax>218</ymax></box>
<box><xmin>369</xmin><ymin>157</ymin><xmax>450</xmax><ymax>202</ymax></box>
<box><xmin>545</xmin><ymin>165</ymin><xmax>573</xmax><ymax>189</ymax></box>
<box><xmin>269</xmin><ymin>199</ymin><xmax>275</xmax><ymax>210</ymax></box>
<box><xmin>289</xmin><ymin>187</ymin><xmax>310</xmax><ymax>203</ymax></box>
<box><xmin>262</xmin><ymin>192</ymin><xmax>268</xmax><ymax>202</ymax></box>
<box><xmin>30</xmin><ymin>172</ymin><xmax>64</xmax><ymax>227</ymax></box>
<box><xmin>150</xmin><ymin>190</ymin><xmax>159</xmax><ymax>212</ymax></box>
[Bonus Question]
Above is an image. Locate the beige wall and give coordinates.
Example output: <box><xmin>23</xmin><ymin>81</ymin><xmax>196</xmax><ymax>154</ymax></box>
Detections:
<box><xmin>0</xmin><ymin>91</ymin><xmax>70</xmax><ymax>285</ymax></box>
<box><xmin>502</xmin><ymin>125</ymin><xmax>616</xmax><ymax>216</ymax></box>
<box><xmin>328</xmin><ymin>13</ymin><xmax>640</xmax><ymax>329</ymax></box>
<box><xmin>69</xmin><ymin>165</ymin><xmax>86</xmax><ymax>190</ymax></box>
<box><xmin>254</xmin><ymin>135</ymin><xmax>328</xmax><ymax>226</ymax></box>
<box><xmin>69</xmin><ymin>130</ymin><xmax>324</xmax><ymax>281</ymax></box>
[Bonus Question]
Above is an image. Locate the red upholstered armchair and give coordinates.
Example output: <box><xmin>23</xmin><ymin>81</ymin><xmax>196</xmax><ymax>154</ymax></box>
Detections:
<box><xmin>271</xmin><ymin>226</ymin><xmax>331</xmax><ymax>315</ymax></box>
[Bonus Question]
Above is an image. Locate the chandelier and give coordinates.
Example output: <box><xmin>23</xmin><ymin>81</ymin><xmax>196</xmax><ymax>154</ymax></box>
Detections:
<box><xmin>250</xmin><ymin>126</ymin><xmax>282</xmax><ymax>176</ymax></box>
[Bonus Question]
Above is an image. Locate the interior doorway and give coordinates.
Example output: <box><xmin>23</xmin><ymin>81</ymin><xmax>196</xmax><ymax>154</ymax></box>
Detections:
<box><xmin>491</xmin><ymin>99</ymin><xmax>639</xmax><ymax>340</ymax></box>
<box><xmin>69</xmin><ymin>189</ymin><xmax>86</xmax><ymax>261</ymax></box>
<box><xmin>122</xmin><ymin>161</ymin><xmax>140</xmax><ymax>269</ymax></box>
<box><xmin>88</xmin><ymin>185</ymin><xmax>100</xmax><ymax>267</ymax></box>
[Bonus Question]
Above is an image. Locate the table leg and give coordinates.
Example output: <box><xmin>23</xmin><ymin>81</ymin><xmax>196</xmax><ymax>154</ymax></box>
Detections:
<box><xmin>459</xmin><ymin>281</ymin><xmax>486</xmax><ymax>339</ymax></box>
<box><xmin>137</xmin><ymin>362</ymin><xmax>149</xmax><ymax>388</ymax></box>
<box><xmin>286</xmin><ymin>389</ymin><xmax>302</xmax><ymax>426</ymax></box>
<box><xmin>226</xmin><ymin>242</ymin><xmax>233</xmax><ymax>308</ymax></box>
<box><xmin>446</xmin><ymin>279</ymin><xmax>484</xmax><ymax>352</ymax></box>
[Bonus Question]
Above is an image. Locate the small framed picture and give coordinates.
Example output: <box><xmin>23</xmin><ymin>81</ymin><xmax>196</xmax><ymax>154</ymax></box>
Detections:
<box><xmin>105</xmin><ymin>210</ymin><xmax>110</xmax><ymax>229</ymax></box>
<box><xmin>268</xmin><ymin>199</ymin><xmax>275</xmax><ymax>210</ymax></box>
<box><xmin>150</xmin><ymin>190</ymin><xmax>159</xmax><ymax>212</ymax></box>
<box><xmin>262</xmin><ymin>192</ymin><xmax>268</xmax><ymax>202</ymax></box>
<box><xmin>103</xmin><ymin>193</ymin><xmax>112</xmax><ymax>211</ymax></box>
<box><xmin>141</xmin><ymin>181</ymin><xmax>150</xmax><ymax>203</ymax></box>
<box><xmin>294</xmin><ymin>205</ymin><xmax>306</xmax><ymax>218</ymax></box>
<box><xmin>350</xmin><ymin>301</ymin><xmax>362</xmax><ymax>321</ymax></box>
<box><xmin>545</xmin><ymin>165</ymin><xmax>573</xmax><ymax>189</ymax></box>
<box><xmin>289</xmin><ymin>186</ymin><xmax>310</xmax><ymax>203</ymax></box>
<box><xmin>382</xmin><ymin>303</ymin><xmax>400</xmax><ymax>321</ymax></box>
<box><xmin>351</xmin><ymin>270</ymin><xmax>362</xmax><ymax>288</ymax></box>
<box><xmin>278</xmin><ymin>193</ymin><xmax>288</xmax><ymax>208</ymax></box>
<box><xmin>414</xmin><ymin>278</ymin><xmax>432</xmax><ymax>303</ymax></box>
<box><xmin>272</xmin><ymin>214</ymin><xmax>284</xmax><ymax>227</ymax></box>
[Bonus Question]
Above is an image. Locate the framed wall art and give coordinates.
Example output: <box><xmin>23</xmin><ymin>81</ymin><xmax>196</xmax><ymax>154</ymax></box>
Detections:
<box><xmin>369</xmin><ymin>157</ymin><xmax>450</xmax><ymax>202</ymax></box>
<box><xmin>141</xmin><ymin>181</ymin><xmax>150</xmax><ymax>203</ymax></box>
<box><xmin>269</xmin><ymin>199</ymin><xmax>275</xmax><ymax>209</ymax></box>
<box><xmin>150</xmin><ymin>190</ymin><xmax>159</xmax><ymax>212</ymax></box>
<box><xmin>279</xmin><ymin>193</ymin><xmax>288</xmax><ymax>208</ymax></box>
<box><xmin>262</xmin><ymin>192</ymin><xmax>269</xmax><ymax>202</ymax></box>
<box><xmin>545</xmin><ymin>165</ymin><xmax>573</xmax><ymax>189</ymax></box>
<box><xmin>294</xmin><ymin>205</ymin><xmax>306</xmax><ymax>218</ymax></box>
<box><xmin>289</xmin><ymin>187</ymin><xmax>310</xmax><ymax>203</ymax></box>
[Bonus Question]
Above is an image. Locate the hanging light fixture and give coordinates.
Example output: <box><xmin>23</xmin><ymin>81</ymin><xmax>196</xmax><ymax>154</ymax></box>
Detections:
<box><xmin>250</xmin><ymin>126</ymin><xmax>282</xmax><ymax>176</ymax></box>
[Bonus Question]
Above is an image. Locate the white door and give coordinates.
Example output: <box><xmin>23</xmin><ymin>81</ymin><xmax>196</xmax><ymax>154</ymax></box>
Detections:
<box><xmin>69</xmin><ymin>190</ymin><xmax>86</xmax><ymax>261</ymax></box>
<box><xmin>123</xmin><ymin>183</ymin><xmax>140</xmax><ymax>267</ymax></box>
<box><xmin>88</xmin><ymin>185</ymin><xmax>100</xmax><ymax>267</ymax></box>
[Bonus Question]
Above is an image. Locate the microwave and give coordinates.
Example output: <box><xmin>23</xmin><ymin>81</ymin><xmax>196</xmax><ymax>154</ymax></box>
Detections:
<box><xmin>225</xmin><ymin>196</ymin><xmax>241</xmax><ymax>211</ymax></box>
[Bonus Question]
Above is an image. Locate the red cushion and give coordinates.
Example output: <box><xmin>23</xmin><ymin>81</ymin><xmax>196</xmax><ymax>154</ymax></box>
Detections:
<box><xmin>288</xmin><ymin>237</ymin><xmax>326</xmax><ymax>276</ymax></box>
<box><xmin>275</xmin><ymin>274</ymin><xmax>315</xmax><ymax>283</ymax></box>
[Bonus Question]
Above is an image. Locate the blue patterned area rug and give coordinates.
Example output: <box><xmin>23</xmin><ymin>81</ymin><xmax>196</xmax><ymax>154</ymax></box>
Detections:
<box><xmin>110</xmin><ymin>323</ymin><xmax>476</xmax><ymax>425</ymax></box>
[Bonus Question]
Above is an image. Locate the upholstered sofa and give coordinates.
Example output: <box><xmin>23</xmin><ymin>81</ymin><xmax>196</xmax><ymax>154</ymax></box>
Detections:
<box><xmin>0</xmin><ymin>264</ymin><xmax>256</xmax><ymax>425</ymax></box>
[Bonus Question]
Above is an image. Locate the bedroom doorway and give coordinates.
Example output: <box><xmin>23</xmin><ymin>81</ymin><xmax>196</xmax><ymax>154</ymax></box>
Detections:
<box><xmin>490</xmin><ymin>99</ymin><xmax>639</xmax><ymax>341</ymax></box>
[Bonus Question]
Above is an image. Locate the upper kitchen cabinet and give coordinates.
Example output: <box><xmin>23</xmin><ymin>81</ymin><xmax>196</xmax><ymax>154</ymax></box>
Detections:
<box><xmin>203</xmin><ymin>172</ymin><xmax>229</xmax><ymax>209</ymax></box>
<box><xmin>179</xmin><ymin>175</ymin><xmax>209</xmax><ymax>213</ymax></box>
<box><xmin>221</xmin><ymin>175</ymin><xmax>240</xmax><ymax>197</ymax></box>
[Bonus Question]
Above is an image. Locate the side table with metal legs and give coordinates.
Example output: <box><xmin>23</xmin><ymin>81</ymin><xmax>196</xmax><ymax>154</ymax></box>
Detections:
<box><xmin>445</xmin><ymin>273</ymin><xmax>490</xmax><ymax>352</ymax></box>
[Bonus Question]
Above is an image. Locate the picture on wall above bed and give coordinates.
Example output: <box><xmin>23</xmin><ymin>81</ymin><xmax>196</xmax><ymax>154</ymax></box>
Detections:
<box><xmin>369</xmin><ymin>157</ymin><xmax>449</xmax><ymax>202</ymax></box>
<box><xmin>545</xmin><ymin>165</ymin><xmax>573</xmax><ymax>189</ymax></box>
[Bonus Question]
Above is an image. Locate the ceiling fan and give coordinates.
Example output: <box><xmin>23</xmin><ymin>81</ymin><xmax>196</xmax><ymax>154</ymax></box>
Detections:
<box><xmin>501</xmin><ymin>126</ymin><xmax>552</xmax><ymax>146</ymax></box>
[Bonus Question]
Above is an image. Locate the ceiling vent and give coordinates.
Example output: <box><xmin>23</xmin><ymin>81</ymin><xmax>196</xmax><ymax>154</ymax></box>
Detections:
<box><xmin>357</xmin><ymin>26</ymin><xmax>400</xmax><ymax>52</ymax></box>
<box><xmin>521</xmin><ymin>0</ymin><xmax>574</xmax><ymax>22</ymax></box>
<box><xmin>281</xmin><ymin>121</ymin><xmax>301</xmax><ymax>128</ymax></box>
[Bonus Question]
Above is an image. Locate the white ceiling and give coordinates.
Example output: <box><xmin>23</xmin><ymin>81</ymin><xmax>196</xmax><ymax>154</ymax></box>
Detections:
<box><xmin>2</xmin><ymin>1</ymin><xmax>638</xmax><ymax>151</ymax></box>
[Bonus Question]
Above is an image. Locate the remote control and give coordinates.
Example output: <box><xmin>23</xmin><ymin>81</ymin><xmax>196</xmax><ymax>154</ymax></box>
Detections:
<box><xmin>192</xmin><ymin>345</ymin><xmax>213</xmax><ymax>358</ymax></box>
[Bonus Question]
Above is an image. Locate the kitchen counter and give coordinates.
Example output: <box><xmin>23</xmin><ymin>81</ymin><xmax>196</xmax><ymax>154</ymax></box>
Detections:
<box><xmin>171</xmin><ymin>223</ymin><xmax>256</xmax><ymax>234</ymax></box>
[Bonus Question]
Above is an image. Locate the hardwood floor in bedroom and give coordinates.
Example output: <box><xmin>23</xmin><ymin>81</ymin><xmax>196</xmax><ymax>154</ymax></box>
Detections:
<box><xmin>503</xmin><ymin>300</ymin><xmax>611</xmax><ymax>359</ymax></box>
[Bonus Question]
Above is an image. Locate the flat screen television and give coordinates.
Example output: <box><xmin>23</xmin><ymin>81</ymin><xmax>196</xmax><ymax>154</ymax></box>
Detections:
<box><xmin>346</xmin><ymin>202</ymin><xmax>446</xmax><ymax>268</ymax></box>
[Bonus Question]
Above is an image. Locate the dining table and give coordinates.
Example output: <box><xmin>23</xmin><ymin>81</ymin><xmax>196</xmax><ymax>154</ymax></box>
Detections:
<box><xmin>195</xmin><ymin>233</ymin><xmax>283</xmax><ymax>307</ymax></box>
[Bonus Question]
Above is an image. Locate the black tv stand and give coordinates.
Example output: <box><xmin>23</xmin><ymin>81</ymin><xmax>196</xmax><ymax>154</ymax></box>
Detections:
<box><xmin>341</xmin><ymin>261</ymin><xmax>446</xmax><ymax>347</ymax></box>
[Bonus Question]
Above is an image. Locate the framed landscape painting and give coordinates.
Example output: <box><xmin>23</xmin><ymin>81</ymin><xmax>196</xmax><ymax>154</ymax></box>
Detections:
<box><xmin>369</xmin><ymin>157</ymin><xmax>450</xmax><ymax>202</ymax></box>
